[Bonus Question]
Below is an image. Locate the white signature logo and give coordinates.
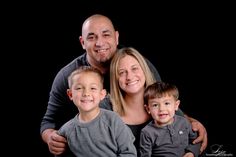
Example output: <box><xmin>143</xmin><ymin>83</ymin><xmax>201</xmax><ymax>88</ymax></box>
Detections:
<box><xmin>206</xmin><ymin>144</ymin><xmax>233</xmax><ymax>156</ymax></box>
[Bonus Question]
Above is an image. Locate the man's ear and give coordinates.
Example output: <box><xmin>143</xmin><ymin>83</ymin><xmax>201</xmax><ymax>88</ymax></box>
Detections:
<box><xmin>79</xmin><ymin>36</ymin><xmax>85</xmax><ymax>49</ymax></box>
<box><xmin>115</xmin><ymin>31</ymin><xmax>119</xmax><ymax>45</ymax></box>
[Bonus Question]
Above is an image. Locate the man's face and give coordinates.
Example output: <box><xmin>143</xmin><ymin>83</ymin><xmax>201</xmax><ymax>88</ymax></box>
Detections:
<box><xmin>80</xmin><ymin>17</ymin><xmax>119</xmax><ymax>65</ymax></box>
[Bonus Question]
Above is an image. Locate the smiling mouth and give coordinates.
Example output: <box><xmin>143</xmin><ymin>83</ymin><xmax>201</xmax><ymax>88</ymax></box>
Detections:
<box><xmin>81</xmin><ymin>100</ymin><xmax>93</xmax><ymax>103</ymax></box>
<box><xmin>127</xmin><ymin>80</ymin><xmax>138</xmax><ymax>86</ymax></box>
<box><xmin>96</xmin><ymin>48</ymin><xmax>108</xmax><ymax>53</ymax></box>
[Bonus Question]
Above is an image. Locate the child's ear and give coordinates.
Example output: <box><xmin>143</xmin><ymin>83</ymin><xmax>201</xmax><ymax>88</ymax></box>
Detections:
<box><xmin>144</xmin><ymin>104</ymin><xmax>151</xmax><ymax>114</ymax></box>
<box><xmin>175</xmin><ymin>100</ymin><xmax>180</xmax><ymax>111</ymax></box>
<box><xmin>67</xmin><ymin>89</ymin><xmax>73</xmax><ymax>100</ymax></box>
<box><xmin>100</xmin><ymin>89</ymin><xmax>107</xmax><ymax>100</ymax></box>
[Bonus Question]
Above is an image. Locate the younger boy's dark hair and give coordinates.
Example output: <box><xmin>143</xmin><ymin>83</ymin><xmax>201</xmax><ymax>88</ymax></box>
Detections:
<box><xmin>144</xmin><ymin>81</ymin><xmax>179</xmax><ymax>105</ymax></box>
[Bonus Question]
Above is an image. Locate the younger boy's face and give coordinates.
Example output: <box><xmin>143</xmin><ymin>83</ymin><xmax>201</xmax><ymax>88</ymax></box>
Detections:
<box><xmin>67</xmin><ymin>72</ymin><xmax>106</xmax><ymax>112</ymax></box>
<box><xmin>147</xmin><ymin>95</ymin><xmax>180</xmax><ymax>127</ymax></box>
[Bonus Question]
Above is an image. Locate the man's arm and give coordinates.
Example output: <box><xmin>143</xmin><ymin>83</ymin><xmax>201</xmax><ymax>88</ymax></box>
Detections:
<box><xmin>184</xmin><ymin>114</ymin><xmax>208</xmax><ymax>153</ymax></box>
<box><xmin>40</xmin><ymin>69</ymin><xmax>74</xmax><ymax>155</ymax></box>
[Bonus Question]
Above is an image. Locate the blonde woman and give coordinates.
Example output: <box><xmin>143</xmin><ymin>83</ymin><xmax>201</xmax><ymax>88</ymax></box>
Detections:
<box><xmin>109</xmin><ymin>47</ymin><xmax>206</xmax><ymax>157</ymax></box>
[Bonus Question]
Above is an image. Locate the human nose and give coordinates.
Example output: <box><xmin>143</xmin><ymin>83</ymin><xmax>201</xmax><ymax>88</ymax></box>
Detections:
<box><xmin>126</xmin><ymin>70</ymin><xmax>134</xmax><ymax>80</ymax></box>
<box><xmin>159</xmin><ymin>104</ymin><xmax>165</xmax><ymax>111</ymax></box>
<box><xmin>82</xmin><ymin>88</ymin><xmax>90</xmax><ymax>96</ymax></box>
<box><xmin>95</xmin><ymin>36</ymin><xmax>105</xmax><ymax>46</ymax></box>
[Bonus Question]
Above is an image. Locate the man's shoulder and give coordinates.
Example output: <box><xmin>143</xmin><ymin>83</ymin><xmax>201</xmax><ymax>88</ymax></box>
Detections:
<box><xmin>59</xmin><ymin>53</ymin><xmax>88</xmax><ymax>75</ymax></box>
<box><xmin>64</xmin><ymin>53</ymin><xmax>87</xmax><ymax>68</ymax></box>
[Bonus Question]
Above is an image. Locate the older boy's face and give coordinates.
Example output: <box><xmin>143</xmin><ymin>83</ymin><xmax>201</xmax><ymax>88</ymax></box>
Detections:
<box><xmin>69</xmin><ymin>72</ymin><xmax>105</xmax><ymax>112</ymax></box>
<box><xmin>147</xmin><ymin>95</ymin><xmax>179</xmax><ymax>126</ymax></box>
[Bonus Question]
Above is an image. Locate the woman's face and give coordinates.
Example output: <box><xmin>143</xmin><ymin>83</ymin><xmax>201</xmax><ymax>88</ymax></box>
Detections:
<box><xmin>117</xmin><ymin>55</ymin><xmax>146</xmax><ymax>95</ymax></box>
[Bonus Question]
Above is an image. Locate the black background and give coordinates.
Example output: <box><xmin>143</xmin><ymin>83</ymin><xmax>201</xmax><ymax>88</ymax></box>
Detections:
<box><xmin>6</xmin><ymin>1</ymin><xmax>234</xmax><ymax>156</ymax></box>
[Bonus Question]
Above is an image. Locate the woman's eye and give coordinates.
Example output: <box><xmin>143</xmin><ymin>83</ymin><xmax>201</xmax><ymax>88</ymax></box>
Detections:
<box><xmin>119</xmin><ymin>71</ymin><xmax>126</xmax><ymax>76</ymax></box>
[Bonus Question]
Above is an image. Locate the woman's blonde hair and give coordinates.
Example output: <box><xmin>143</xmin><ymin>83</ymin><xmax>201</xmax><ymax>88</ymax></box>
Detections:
<box><xmin>110</xmin><ymin>47</ymin><xmax>156</xmax><ymax>115</ymax></box>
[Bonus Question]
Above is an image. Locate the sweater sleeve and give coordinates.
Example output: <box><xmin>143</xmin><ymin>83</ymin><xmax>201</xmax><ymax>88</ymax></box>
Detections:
<box><xmin>40</xmin><ymin>59</ymin><xmax>80</xmax><ymax>134</ymax></box>
<box><xmin>139</xmin><ymin>129</ymin><xmax>152</xmax><ymax>157</ymax></box>
<box><xmin>40</xmin><ymin>69</ymin><xmax>71</xmax><ymax>133</ymax></box>
<box><xmin>185</xmin><ymin>120</ymin><xmax>201</xmax><ymax>157</ymax></box>
<box><xmin>114</xmin><ymin>114</ymin><xmax>137</xmax><ymax>157</ymax></box>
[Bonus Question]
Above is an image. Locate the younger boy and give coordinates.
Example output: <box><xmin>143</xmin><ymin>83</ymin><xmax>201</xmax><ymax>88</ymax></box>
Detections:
<box><xmin>57</xmin><ymin>66</ymin><xmax>137</xmax><ymax>157</ymax></box>
<box><xmin>140</xmin><ymin>82</ymin><xmax>200</xmax><ymax>157</ymax></box>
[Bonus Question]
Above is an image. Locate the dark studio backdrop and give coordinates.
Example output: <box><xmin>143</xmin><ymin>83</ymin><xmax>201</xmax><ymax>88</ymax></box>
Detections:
<box><xmin>9</xmin><ymin>1</ymin><xmax>234</xmax><ymax>156</ymax></box>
